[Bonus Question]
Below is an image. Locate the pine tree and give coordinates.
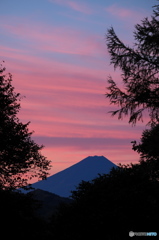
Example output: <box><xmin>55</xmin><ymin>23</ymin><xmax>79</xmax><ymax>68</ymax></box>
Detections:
<box><xmin>106</xmin><ymin>2</ymin><xmax>159</xmax><ymax>126</ymax></box>
<box><xmin>0</xmin><ymin>63</ymin><xmax>51</xmax><ymax>190</ymax></box>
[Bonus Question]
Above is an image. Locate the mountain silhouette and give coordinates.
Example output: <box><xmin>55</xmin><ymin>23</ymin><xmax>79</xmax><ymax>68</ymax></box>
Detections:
<box><xmin>24</xmin><ymin>156</ymin><xmax>117</xmax><ymax>197</ymax></box>
<box><xmin>28</xmin><ymin>189</ymin><xmax>72</xmax><ymax>220</ymax></box>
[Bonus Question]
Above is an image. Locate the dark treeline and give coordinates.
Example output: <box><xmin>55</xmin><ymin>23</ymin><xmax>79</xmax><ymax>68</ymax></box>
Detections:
<box><xmin>1</xmin><ymin>1</ymin><xmax>159</xmax><ymax>239</ymax></box>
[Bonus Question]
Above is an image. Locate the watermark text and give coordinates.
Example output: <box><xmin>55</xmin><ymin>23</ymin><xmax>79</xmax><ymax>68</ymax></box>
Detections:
<box><xmin>129</xmin><ymin>231</ymin><xmax>157</xmax><ymax>237</ymax></box>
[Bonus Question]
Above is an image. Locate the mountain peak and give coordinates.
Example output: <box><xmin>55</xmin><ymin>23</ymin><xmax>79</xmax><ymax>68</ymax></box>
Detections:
<box><xmin>86</xmin><ymin>155</ymin><xmax>105</xmax><ymax>159</ymax></box>
<box><xmin>84</xmin><ymin>155</ymin><xmax>109</xmax><ymax>161</ymax></box>
<box><xmin>25</xmin><ymin>156</ymin><xmax>116</xmax><ymax>197</ymax></box>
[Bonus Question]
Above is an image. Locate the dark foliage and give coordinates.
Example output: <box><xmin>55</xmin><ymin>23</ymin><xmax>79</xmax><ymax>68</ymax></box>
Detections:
<box><xmin>50</xmin><ymin>164</ymin><xmax>159</xmax><ymax>239</ymax></box>
<box><xmin>0</xmin><ymin>189</ymin><xmax>53</xmax><ymax>237</ymax></box>
<box><xmin>132</xmin><ymin>123</ymin><xmax>159</xmax><ymax>183</ymax></box>
<box><xmin>105</xmin><ymin>3</ymin><xmax>159</xmax><ymax>126</ymax></box>
<box><xmin>0</xmin><ymin>63</ymin><xmax>51</xmax><ymax>190</ymax></box>
<box><xmin>132</xmin><ymin>123</ymin><xmax>159</xmax><ymax>162</ymax></box>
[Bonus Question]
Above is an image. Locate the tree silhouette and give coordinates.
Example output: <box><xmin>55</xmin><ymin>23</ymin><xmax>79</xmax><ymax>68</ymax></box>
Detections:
<box><xmin>0</xmin><ymin>189</ymin><xmax>53</xmax><ymax>237</ymax></box>
<box><xmin>50</xmin><ymin>165</ymin><xmax>159</xmax><ymax>239</ymax></box>
<box><xmin>132</xmin><ymin>123</ymin><xmax>159</xmax><ymax>162</ymax></box>
<box><xmin>0</xmin><ymin>63</ymin><xmax>51</xmax><ymax>190</ymax></box>
<box><xmin>106</xmin><ymin>2</ymin><xmax>159</xmax><ymax>126</ymax></box>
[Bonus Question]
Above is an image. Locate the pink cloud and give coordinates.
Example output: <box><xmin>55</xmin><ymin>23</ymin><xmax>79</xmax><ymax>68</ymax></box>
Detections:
<box><xmin>49</xmin><ymin>0</ymin><xmax>92</xmax><ymax>14</ymax></box>
<box><xmin>0</xmin><ymin>16</ymin><xmax>146</xmax><ymax>174</ymax></box>
<box><xmin>106</xmin><ymin>4</ymin><xmax>141</xmax><ymax>19</ymax></box>
<box><xmin>1</xmin><ymin>44</ymin><xmax>146</xmax><ymax>137</ymax></box>
<box><xmin>67</xmin><ymin>1</ymin><xmax>92</xmax><ymax>14</ymax></box>
<box><xmin>2</xmin><ymin>20</ymin><xmax>105</xmax><ymax>58</ymax></box>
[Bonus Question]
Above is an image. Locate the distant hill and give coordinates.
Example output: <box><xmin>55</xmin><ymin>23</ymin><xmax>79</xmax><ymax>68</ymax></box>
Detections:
<box><xmin>28</xmin><ymin>189</ymin><xmax>72</xmax><ymax>221</ymax></box>
<box><xmin>23</xmin><ymin>156</ymin><xmax>117</xmax><ymax>197</ymax></box>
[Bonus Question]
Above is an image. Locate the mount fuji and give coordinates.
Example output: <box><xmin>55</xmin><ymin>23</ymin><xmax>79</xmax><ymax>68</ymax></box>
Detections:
<box><xmin>25</xmin><ymin>156</ymin><xmax>117</xmax><ymax>198</ymax></box>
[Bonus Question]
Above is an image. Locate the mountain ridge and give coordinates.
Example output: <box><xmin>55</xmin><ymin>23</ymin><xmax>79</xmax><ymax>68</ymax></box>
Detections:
<box><xmin>23</xmin><ymin>155</ymin><xmax>117</xmax><ymax>197</ymax></box>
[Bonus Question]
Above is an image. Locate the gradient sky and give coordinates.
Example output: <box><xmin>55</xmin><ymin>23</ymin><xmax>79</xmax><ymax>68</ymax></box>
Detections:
<box><xmin>1</xmin><ymin>0</ymin><xmax>157</xmax><ymax>176</ymax></box>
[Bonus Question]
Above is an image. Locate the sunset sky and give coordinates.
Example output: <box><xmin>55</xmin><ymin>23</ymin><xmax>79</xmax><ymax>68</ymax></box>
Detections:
<box><xmin>1</xmin><ymin>0</ymin><xmax>157</xmax><ymax>176</ymax></box>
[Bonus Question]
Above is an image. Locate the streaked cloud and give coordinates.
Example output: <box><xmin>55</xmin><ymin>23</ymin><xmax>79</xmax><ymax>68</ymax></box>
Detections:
<box><xmin>49</xmin><ymin>0</ymin><xmax>93</xmax><ymax>14</ymax></box>
<box><xmin>0</xmin><ymin>0</ymin><xmax>153</xmax><ymax>175</ymax></box>
<box><xmin>106</xmin><ymin>4</ymin><xmax>142</xmax><ymax>20</ymax></box>
<box><xmin>1</xmin><ymin>19</ymin><xmax>105</xmax><ymax>59</ymax></box>
<box><xmin>33</xmin><ymin>136</ymin><xmax>132</xmax><ymax>149</ymax></box>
